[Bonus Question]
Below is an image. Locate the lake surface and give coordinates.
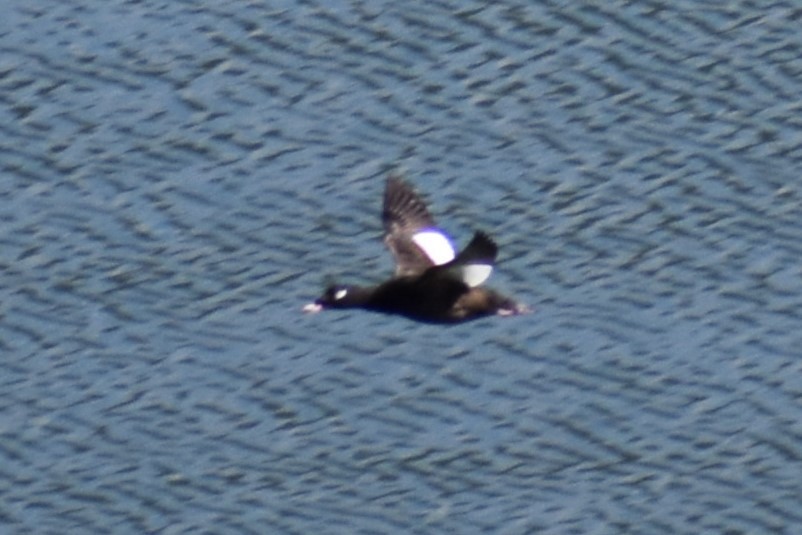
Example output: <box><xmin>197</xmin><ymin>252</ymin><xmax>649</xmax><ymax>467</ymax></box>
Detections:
<box><xmin>2</xmin><ymin>1</ymin><xmax>801</xmax><ymax>533</ymax></box>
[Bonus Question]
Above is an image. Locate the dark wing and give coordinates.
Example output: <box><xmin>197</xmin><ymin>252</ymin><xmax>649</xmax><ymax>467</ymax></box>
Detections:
<box><xmin>451</xmin><ymin>231</ymin><xmax>497</xmax><ymax>265</ymax></box>
<box><xmin>383</xmin><ymin>176</ymin><xmax>450</xmax><ymax>276</ymax></box>
<box><xmin>412</xmin><ymin>232</ymin><xmax>499</xmax><ymax>314</ymax></box>
<box><xmin>435</xmin><ymin>231</ymin><xmax>497</xmax><ymax>287</ymax></box>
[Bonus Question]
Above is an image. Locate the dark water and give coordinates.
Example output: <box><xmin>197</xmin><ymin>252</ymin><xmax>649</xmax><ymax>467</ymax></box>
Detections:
<box><xmin>2</xmin><ymin>1</ymin><xmax>801</xmax><ymax>533</ymax></box>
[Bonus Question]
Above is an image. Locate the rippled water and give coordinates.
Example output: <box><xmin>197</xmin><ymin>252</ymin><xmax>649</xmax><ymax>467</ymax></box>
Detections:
<box><xmin>2</xmin><ymin>1</ymin><xmax>802</xmax><ymax>533</ymax></box>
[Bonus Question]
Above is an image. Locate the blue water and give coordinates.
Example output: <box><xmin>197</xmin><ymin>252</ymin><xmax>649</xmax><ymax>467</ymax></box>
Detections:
<box><xmin>2</xmin><ymin>1</ymin><xmax>801</xmax><ymax>533</ymax></box>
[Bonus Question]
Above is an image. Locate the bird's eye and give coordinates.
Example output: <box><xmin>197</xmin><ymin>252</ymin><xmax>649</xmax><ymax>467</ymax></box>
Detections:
<box><xmin>334</xmin><ymin>288</ymin><xmax>348</xmax><ymax>300</ymax></box>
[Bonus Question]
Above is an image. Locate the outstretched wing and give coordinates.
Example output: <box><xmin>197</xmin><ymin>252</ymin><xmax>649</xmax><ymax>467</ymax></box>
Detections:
<box><xmin>382</xmin><ymin>176</ymin><xmax>456</xmax><ymax>276</ymax></box>
<box><xmin>439</xmin><ymin>231</ymin><xmax>497</xmax><ymax>287</ymax></box>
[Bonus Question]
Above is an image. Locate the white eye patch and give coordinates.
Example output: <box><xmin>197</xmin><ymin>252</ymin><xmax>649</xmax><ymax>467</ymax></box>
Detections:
<box><xmin>334</xmin><ymin>288</ymin><xmax>348</xmax><ymax>300</ymax></box>
<box><xmin>412</xmin><ymin>229</ymin><xmax>456</xmax><ymax>265</ymax></box>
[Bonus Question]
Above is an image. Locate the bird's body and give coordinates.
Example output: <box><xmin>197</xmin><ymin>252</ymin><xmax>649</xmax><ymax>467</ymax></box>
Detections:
<box><xmin>304</xmin><ymin>176</ymin><xmax>527</xmax><ymax>323</ymax></box>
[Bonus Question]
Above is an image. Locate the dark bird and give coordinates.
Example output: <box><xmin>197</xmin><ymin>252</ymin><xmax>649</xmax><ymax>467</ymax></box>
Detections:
<box><xmin>303</xmin><ymin>176</ymin><xmax>528</xmax><ymax>323</ymax></box>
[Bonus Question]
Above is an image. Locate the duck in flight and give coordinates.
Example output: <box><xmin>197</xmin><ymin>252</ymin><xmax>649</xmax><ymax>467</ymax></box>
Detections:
<box><xmin>303</xmin><ymin>176</ymin><xmax>528</xmax><ymax>323</ymax></box>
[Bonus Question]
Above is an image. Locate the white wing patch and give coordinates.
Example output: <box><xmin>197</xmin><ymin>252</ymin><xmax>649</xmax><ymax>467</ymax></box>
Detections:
<box><xmin>459</xmin><ymin>264</ymin><xmax>493</xmax><ymax>287</ymax></box>
<box><xmin>412</xmin><ymin>229</ymin><xmax>456</xmax><ymax>265</ymax></box>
